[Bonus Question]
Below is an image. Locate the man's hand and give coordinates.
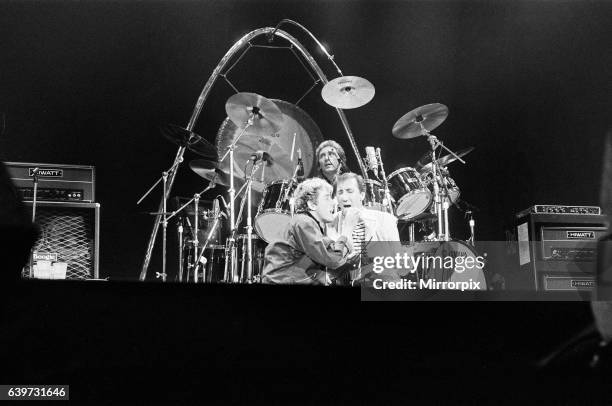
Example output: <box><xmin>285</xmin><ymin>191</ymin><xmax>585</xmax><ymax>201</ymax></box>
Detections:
<box><xmin>332</xmin><ymin>234</ymin><xmax>352</xmax><ymax>256</ymax></box>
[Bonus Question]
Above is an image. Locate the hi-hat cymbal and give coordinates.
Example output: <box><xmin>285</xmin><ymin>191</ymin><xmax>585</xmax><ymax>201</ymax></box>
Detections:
<box><xmin>225</xmin><ymin>92</ymin><xmax>284</xmax><ymax>134</ymax></box>
<box><xmin>161</xmin><ymin>124</ymin><xmax>217</xmax><ymax>159</ymax></box>
<box><xmin>392</xmin><ymin>103</ymin><xmax>449</xmax><ymax>139</ymax></box>
<box><xmin>418</xmin><ymin>146</ymin><xmax>475</xmax><ymax>172</ymax></box>
<box><xmin>321</xmin><ymin>76</ymin><xmax>375</xmax><ymax>109</ymax></box>
<box><xmin>189</xmin><ymin>159</ymin><xmax>231</xmax><ymax>186</ymax></box>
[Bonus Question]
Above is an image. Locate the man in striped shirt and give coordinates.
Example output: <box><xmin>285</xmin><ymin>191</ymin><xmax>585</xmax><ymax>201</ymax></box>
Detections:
<box><xmin>330</xmin><ymin>172</ymin><xmax>404</xmax><ymax>284</ymax></box>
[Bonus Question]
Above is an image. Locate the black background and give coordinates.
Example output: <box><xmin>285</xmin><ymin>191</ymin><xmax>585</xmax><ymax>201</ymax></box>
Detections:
<box><xmin>1</xmin><ymin>0</ymin><xmax>611</xmax><ymax>281</ymax></box>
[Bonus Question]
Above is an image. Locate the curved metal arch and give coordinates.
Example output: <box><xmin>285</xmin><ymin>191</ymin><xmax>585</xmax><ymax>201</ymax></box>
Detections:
<box><xmin>185</xmin><ymin>27</ymin><xmax>367</xmax><ymax>177</ymax></box>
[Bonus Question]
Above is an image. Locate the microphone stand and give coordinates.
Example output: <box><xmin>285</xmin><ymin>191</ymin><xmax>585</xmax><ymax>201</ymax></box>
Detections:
<box><xmin>375</xmin><ymin>148</ymin><xmax>394</xmax><ymax>214</ymax></box>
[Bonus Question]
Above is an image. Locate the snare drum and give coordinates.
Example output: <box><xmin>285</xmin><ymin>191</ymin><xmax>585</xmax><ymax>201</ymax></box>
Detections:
<box><xmin>255</xmin><ymin>179</ymin><xmax>297</xmax><ymax>243</ymax></box>
<box><xmin>236</xmin><ymin>234</ymin><xmax>267</xmax><ymax>283</ymax></box>
<box><xmin>386</xmin><ymin>167</ymin><xmax>432</xmax><ymax>219</ymax></box>
<box><xmin>420</xmin><ymin>168</ymin><xmax>460</xmax><ymax>203</ymax></box>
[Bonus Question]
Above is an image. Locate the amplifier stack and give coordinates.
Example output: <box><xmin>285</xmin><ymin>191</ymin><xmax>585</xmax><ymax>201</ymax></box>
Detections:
<box><xmin>5</xmin><ymin>162</ymin><xmax>100</xmax><ymax>280</ymax></box>
<box><xmin>515</xmin><ymin>205</ymin><xmax>609</xmax><ymax>295</ymax></box>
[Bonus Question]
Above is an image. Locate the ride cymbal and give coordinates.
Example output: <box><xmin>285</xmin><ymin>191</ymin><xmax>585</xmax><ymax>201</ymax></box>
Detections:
<box><xmin>225</xmin><ymin>92</ymin><xmax>284</xmax><ymax>134</ymax></box>
<box><xmin>161</xmin><ymin>124</ymin><xmax>217</xmax><ymax>159</ymax></box>
<box><xmin>321</xmin><ymin>76</ymin><xmax>375</xmax><ymax>109</ymax></box>
<box><xmin>392</xmin><ymin>103</ymin><xmax>449</xmax><ymax>139</ymax></box>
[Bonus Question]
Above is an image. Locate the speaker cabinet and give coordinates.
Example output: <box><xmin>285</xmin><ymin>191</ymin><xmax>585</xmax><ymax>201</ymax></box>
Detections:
<box><xmin>24</xmin><ymin>201</ymin><xmax>100</xmax><ymax>279</ymax></box>
<box><xmin>515</xmin><ymin>213</ymin><xmax>608</xmax><ymax>292</ymax></box>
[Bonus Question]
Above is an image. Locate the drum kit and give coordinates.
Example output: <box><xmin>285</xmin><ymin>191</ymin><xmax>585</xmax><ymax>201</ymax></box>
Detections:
<box><xmin>140</xmin><ymin>70</ymin><xmax>482</xmax><ymax>286</ymax></box>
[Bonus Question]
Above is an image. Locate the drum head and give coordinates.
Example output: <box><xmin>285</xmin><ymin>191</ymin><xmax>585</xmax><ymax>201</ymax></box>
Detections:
<box><xmin>395</xmin><ymin>191</ymin><xmax>432</xmax><ymax>219</ymax></box>
<box><xmin>255</xmin><ymin>212</ymin><xmax>292</xmax><ymax>243</ymax></box>
<box><xmin>420</xmin><ymin>240</ymin><xmax>487</xmax><ymax>290</ymax></box>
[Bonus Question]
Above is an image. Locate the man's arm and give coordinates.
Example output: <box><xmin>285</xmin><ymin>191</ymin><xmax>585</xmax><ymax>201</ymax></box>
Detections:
<box><xmin>292</xmin><ymin>217</ymin><xmax>348</xmax><ymax>269</ymax></box>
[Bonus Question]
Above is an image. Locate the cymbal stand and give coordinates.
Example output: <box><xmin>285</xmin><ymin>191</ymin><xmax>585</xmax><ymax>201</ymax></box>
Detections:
<box><xmin>243</xmin><ymin>161</ymin><xmax>262</xmax><ymax>283</ymax></box>
<box><xmin>419</xmin><ymin>122</ymin><xmax>465</xmax><ymax>241</ymax></box>
<box><xmin>137</xmin><ymin>154</ymin><xmax>184</xmax><ymax>281</ymax></box>
<box><xmin>220</xmin><ymin>115</ymin><xmax>255</xmax><ymax>283</ymax></box>
<box><xmin>177</xmin><ymin>219</ymin><xmax>184</xmax><ymax>282</ymax></box>
<box><xmin>424</xmin><ymin>133</ymin><xmax>445</xmax><ymax>241</ymax></box>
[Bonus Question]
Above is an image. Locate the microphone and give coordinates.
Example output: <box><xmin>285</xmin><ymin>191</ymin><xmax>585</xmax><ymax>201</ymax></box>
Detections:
<box><xmin>296</xmin><ymin>148</ymin><xmax>305</xmax><ymax>181</ymax></box>
<box><xmin>250</xmin><ymin>150</ymin><xmax>274</xmax><ymax>165</ymax></box>
<box><xmin>365</xmin><ymin>146</ymin><xmax>378</xmax><ymax>174</ymax></box>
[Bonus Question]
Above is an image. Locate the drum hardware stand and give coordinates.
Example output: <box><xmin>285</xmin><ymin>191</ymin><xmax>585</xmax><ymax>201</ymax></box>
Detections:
<box><xmin>419</xmin><ymin>121</ymin><xmax>465</xmax><ymax>242</ymax></box>
<box><xmin>155</xmin><ymin>180</ymin><xmax>217</xmax><ymax>282</ymax></box>
<box><xmin>177</xmin><ymin>217</ymin><xmax>184</xmax><ymax>282</ymax></box>
<box><xmin>138</xmin><ymin>155</ymin><xmax>184</xmax><ymax>281</ymax></box>
<box><xmin>192</xmin><ymin>197</ymin><xmax>224</xmax><ymax>283</ymax></box>
<box><xmin>219</xmin><ymin>114</ymin><xmax>256</xmax><ymax>283</ymax></box>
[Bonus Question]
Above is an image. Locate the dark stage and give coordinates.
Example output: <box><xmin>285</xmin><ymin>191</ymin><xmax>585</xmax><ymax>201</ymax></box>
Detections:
<box><xmin>1</xmin><ymin>0</ymin><xmax>612</xmax><ymax>403</ymax></box>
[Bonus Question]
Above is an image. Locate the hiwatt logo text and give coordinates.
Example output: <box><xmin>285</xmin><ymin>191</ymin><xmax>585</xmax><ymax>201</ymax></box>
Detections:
<box><xmin>29</xmin><ymin>168</ymin><xmax>63</xmax><ymax>177</ymax></box>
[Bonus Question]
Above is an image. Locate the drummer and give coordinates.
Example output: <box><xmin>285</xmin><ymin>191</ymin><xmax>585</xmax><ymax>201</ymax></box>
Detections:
<box><xmin>315</xmin><ymin>140</ymin><xmax>348</xmax><ymax>185</ymax></box>
<box><xmin>261</xmin><ymin>177</ymin><xmax>355</xmax><ymax>285</ymax></box>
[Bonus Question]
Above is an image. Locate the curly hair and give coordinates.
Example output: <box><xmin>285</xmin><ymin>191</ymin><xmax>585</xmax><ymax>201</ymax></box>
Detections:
<box><xmin>293</xmin><ymin>178</ymin><xmax>332</xmax><ymax>212</ymax></box>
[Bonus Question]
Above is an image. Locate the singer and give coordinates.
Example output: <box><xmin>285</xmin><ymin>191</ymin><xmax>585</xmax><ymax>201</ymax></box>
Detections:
<box><xmin>261</xmin><ymin>178</ymin><xmax>355</xmax><ymax>285</ymax></box>
<box><xmin>315</xmin><ymin>140</ymin><xmax>349</xmax><ymax>185</ymax></box>
<box><xmin>329</xmin><ymin>172</ymin><xmax>408</xmax><ymax>284</ymax></box>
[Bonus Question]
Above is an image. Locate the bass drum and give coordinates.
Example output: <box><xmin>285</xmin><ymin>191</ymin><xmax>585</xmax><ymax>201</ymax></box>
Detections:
<box><xmin>414</xmin><ymin>240</ymin><xmax>487</xmax><ymax>290</ymax></box>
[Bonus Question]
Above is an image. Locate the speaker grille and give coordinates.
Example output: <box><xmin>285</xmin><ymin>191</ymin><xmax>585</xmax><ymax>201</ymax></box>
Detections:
<box><xmin>24</xmin><ymin>204</ymin><xmax>98</xmax><ymax>279</ymax></box>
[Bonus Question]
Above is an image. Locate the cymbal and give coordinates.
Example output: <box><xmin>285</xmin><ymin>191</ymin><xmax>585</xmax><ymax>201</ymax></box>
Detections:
<box><xmin>216</xmin><ymin>99</ymin><xmax>323</xmax><ymax>193</ymax></box>
<box><xmin>225</xmin><ymin>92</ymin><xmax>284</xmax><ymax>134</ymax></box>
<box><xmin>418</xmin><ymin>146</ymin><xmax>475</xmax><ymax>172</ymax></box>
<box><xmin>189</xmin><ymin>159</ymin><xmax>231</xmax><ymax>186</ymax></box>
<box><xmin>392</xmin><ymin>103</ymin><xmax>449</xmax><ymax>139</ymax></box>
<box><xmin>161</xmin><ymin>124</ymin><xmax>217</xmax><ymax>159</ymax></box>
<box><xmin>321</xmin><ymin>76</ymin><xmax>375</xmax><ymax>109</ymax></box>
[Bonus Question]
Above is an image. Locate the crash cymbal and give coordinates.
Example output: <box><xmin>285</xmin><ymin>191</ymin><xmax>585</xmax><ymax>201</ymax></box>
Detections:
<box><xmin>321</xmin><ymin>76</ymin><xmax>375</xmax><ymax>109</ymax></box>
<box><xmin>161</xmin><ymin>124</ymin><xmax>217</xmax><ymax>159</ymax></box>
<box><xmin>225</xmin><ymin>92</ymin><xmax>284</xmax><ymax>134</ymax></box>
<box><xmin>418</xmin><ymin>147</ymin><xmax>475</xmax><ymax>172</ymax></box>
<box><xmin>189</xmin><ymin>159</ymin><xmax>231</xmax><ymax>186</ymax></box>
<box><xmin>392</xmin><ymin>103</ymin><xmax>449</xmax><ymax>139</ymax></box>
